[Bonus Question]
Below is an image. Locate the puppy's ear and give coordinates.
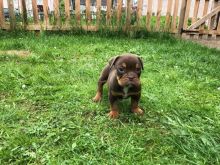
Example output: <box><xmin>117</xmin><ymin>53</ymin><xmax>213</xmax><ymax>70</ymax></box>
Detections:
<box><xmin>109</xmin><ymin>56</ymin><xmax>120</xmax><ymax>69</ymax></box>
<box><xmin>138</xmin><ymin>57</ymin><xmax>144</xmax><ymax>70</ymax></box>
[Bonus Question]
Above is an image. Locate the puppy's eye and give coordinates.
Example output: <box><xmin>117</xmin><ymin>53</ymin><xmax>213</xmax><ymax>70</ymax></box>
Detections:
<box><xmin>117</xmin><ymin>67</ymin><xmax>125</xmax><ymax>74</ymax></box>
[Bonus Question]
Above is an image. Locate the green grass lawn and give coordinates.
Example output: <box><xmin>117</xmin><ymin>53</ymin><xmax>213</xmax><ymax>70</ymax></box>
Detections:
<box><xmin>0</xmin><ymin>30</ymin><xmax>220</xmax><ymax>164</ymax></box>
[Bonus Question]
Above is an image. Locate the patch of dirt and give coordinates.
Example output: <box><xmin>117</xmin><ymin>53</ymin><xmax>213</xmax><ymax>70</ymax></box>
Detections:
<box><xmin>0</xmin><ymin>50</ymin><xmax>31</xmax><ymax>57</ymax></box>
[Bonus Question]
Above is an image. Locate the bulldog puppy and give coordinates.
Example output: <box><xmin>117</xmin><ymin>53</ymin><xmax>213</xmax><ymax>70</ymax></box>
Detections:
<box><xmin>93</xmin><ymin>53</ymin><xmax>144</xmax><ymax>118</ymax></box>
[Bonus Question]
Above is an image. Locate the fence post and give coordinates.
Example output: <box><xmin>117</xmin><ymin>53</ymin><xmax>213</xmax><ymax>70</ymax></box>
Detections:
<box><xmin>178</xmin><ymin>0</ymin><xmax>187</xmax><ymax>34</ymax></box>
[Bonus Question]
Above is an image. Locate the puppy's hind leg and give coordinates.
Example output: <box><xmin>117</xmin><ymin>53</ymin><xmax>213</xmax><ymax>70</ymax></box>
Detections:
<box><xmin>93</xmin><ymin>65</ymin><xmax>110</xmax><ymax>102</ymax></box>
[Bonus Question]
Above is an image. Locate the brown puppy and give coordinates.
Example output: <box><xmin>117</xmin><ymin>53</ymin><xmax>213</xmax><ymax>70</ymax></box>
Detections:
<box><xmin>93</xmin><ymin>53</ymin><xmax>144</xmax><ymax>118</ymax></box>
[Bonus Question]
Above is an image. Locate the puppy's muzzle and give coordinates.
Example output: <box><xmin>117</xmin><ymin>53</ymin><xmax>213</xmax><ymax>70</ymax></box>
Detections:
<box><xmin>119</xmin><ymin>77</ymin><xmax>140</xmax><ymax>87</ymax></box>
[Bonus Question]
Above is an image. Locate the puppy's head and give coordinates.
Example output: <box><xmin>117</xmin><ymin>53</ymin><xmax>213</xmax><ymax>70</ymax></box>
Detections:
<box><xmin>109</xmin><ymin>54</ymin><xmax>143</xmax><ymax>87</ymax></box>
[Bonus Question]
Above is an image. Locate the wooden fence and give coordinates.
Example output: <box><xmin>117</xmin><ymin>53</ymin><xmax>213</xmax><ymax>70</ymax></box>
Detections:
<box><xmin>0</xmin><ymin>0</ymin><xmax>220</xmax><ymax>38</ymax></box>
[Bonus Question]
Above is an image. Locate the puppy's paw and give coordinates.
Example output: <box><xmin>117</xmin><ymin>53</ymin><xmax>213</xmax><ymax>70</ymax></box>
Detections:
<box><xmin>93</xmin><ymin>92</ymin><xmax>102</xmax><ymax>102</ymax></box>
<box><xmin>132</xmin><ymin>107</ymin><xmax>144</xmax><ymax>115</ymax></box>
<box><xmin>108</xmin><ymin>111</ymin><xmax>119</xmax><ymax>119</ymax></box>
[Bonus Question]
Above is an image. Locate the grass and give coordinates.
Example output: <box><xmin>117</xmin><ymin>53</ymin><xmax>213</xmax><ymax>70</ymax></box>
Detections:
<box><xmin>0</xmin><ymin>30</ymin><xmax>220</xmax><ymax>164</ymax></box>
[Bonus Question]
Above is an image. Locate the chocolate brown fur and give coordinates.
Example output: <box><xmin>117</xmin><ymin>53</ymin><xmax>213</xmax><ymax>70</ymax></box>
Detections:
<box><xmin>93</xmin><ymin>53</ymin><xmax>144</xmax><ymax>118</ymax></box>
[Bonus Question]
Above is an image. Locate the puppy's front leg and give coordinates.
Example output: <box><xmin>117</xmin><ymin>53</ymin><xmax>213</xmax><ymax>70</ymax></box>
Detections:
<box><xmin>93</xmin><ymin>65</ymin><xmax>110</xmax><ymax>102</ymax></box>
<box><xmin>108</xmin><ymin>92</ymin><xmax>119</xmax><ymax>118</ymax></box>
<box><xmin>131</xmin><ymin>95</ymin><xmax>144</xmax><ymax>115</ymax></box>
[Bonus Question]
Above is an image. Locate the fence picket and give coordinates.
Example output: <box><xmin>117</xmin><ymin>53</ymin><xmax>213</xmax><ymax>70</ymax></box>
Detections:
<box><xmin>178</xmin><ymin>0</ymin><xmax>187</xmax><ymax>33</ymax></box>
<box><xmin>209</xmin><ymin>0</ymin><xmax>218</xmax><ymax>30</ymax></box>
<box><xmin>117</xmin><ymin>0</ymin><xmax>123</xmax><ymax>26</ymax></box>
<box><xmin>65</xmin><ymin>0</ymin><xmax>70</xmax><ymax>24</ymax></box>
<box><xmin>43</xmin><ymin>0</ymin><xmax>49</xmax><ymax>26</ymax></box>
<box><xmin>137</xmin><ymin>0</ymin><xmax>143</xmax><ymax>28</ymax></box>
<box><xmin>86</xmin><ymin>0</ymin><xmax>91</xmax><ymax>24</ymax></box>
<box><xmin>192</xmin><ymin>0</ymin><xmax>200</xmax><ymax>24</ymax></box>
<box><xmin>200</xmin><ymin>0</ymin><xmax>209</xmax><ymax>30</ymax></box>
<box><xmin>54</xmin><ymin>0</ymin><xmax>61</xmax><ymax>26</ymax></box>
<box><xmin>183</xmin><ymin>0</ymin><xmax>191</xmax><ymax>29</ymax></box>
<box><xmin>75</xmin><ymin>0</ymin><xmax>80</xmax><ymax>24</ymax></box>
<box><xmin>96</xmin><ymin>0</ymin><xmax>101</xmax><ymax>26</ymax></box>
<box><xmin>217</xmin><ymin>0</ymin><xmax>220</xmax><ymax>33</ymax></box>
<box><xmin>8</xmin><ymin>0</ymin><xmax>16</xmax><ymax>29</ymax></box>
<box><xmin>217</xmin><ymin>19</ymin><xmax>220</xmax><ymax>32</ymax></box>
<box><xmin>126</xmin><ymin>0</ymin><xmax>132</xmax><ymax>29</ymax></box>
<box><xmin>146</xmin><ymin>0</ymin><xmax>152</xmax><ymax>31</ymax></box>
<box><xmin>156</xmin><ymin>0</ymin><xmax>163</xmax><ymax>31</ymax></box>
<box><xmin>165</xmin><ymin>0</ymin><xmax>173</xmax><ymax>31</ymax></box>
<box><xmin>203</xmin><ymin>0</ymin><xmax>210</xmax><ymax>16</ymax></box>
<box><xmin>172</xmin><ymin>0</ymin><xmax>179</xmax><ymax>32</ymax></box>
<box><xmin>0</xmin><ymin>0</ymin><xmax>5</xmax><ymax>28</ymax></box>
<box><xmin>32</xmin><ymin>0</ymin><xmax>39</xmax><ymax>25</ymax></box>
<box><xmin>107</xmin><ymin>0</ymin><xmax>112</xmax><ymax>25</ymax></box>
<box><xmin>21</xmin><ymin>0</ymin><xmax>28</xmax><ymax>29</ymax></box>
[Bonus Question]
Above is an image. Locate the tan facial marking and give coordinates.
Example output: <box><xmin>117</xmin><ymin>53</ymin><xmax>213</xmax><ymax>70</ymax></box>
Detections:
<box><xmin>122</xmin><ymin>63</ymin><xmax>126</xmax><ymax>68</ymax></box>
<box><xmin>136</xmin><ymin>63</ymin><xmax>139</xmax><ymax>68</ymax></box>
<box><xmin>117</xmin><ymin>76</ymin><xmax>123</xmax><ymax>86</ymax></box>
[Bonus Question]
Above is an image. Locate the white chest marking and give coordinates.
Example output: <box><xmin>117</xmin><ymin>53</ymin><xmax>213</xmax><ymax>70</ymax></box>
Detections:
<box><xmin>123</xmin><ymin>85</ymin><xmax>131</xmax><ymax>98</ymax></box>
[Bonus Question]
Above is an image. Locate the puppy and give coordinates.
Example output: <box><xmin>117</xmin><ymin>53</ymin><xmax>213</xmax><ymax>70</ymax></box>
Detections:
<box><xmin>93</xmin><ymin>53</ymin><xmax>144</xmax><ymax>118</ymax></box>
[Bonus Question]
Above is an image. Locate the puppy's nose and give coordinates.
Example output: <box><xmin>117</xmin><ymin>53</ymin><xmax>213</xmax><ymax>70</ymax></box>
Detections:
<box><xmin>128</xmin><ymin>76</ymin><xmax>135</xmax><ymax>80</ymax></box>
